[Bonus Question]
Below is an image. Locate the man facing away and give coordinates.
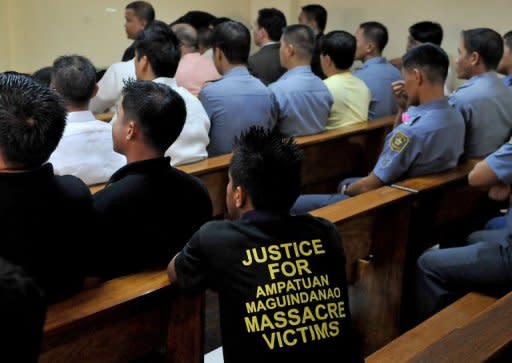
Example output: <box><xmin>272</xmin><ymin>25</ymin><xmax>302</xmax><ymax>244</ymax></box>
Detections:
<box><xmin>49</xmin><ymin>55</ymin><xmax>126</xmax><ymax>185</ymax></box>
<box><xmin>168</xmin><ymin>126</ymin><xmax>362</xmax><ymax>363</ymax></box>
<box><xmin>248</xmin><ymin>8</ymin><xmax>287</xmax><ymax>85</ymax></box>
<box><xmin>93</xmin><ymin>80</ymin><xmax>212</xmax><ymax>280</ymax></box>
<box><xmin>353</xmin><ymin>22</ymin><xmax>403</xmax><ymax>119</ymax></box>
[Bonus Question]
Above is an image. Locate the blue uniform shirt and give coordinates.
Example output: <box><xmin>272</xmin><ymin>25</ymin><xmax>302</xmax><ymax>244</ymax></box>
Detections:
<box><xmin>448</xmin><ymin>72</ymin><xmax>512</xmax><ymax>159</ymax></box>
<box><xmin>373</xmin><ymin>98</ymin><xmax>465</xmax><ymax>184</ymax></box>
<box><xmin>503</xmin><ymin>75</ymin><xmax>512</xmax><ymax>89</ymax></box>
<box><xmin>269</xmin><ymin>65</ymin><xmax>332</xmax><ymax>137</ymax></box>
<box><xmin>353</xmin><ymin>57</ymin><xmax>403</xmax><ymax>120</ymax></box>
<box><xmin>200</xmin><ymin>66</ymin><xmax>276</xmax><ymax>156</ymax></box>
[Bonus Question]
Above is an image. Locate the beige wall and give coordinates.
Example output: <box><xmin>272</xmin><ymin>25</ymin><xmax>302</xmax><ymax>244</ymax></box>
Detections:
<box><xmin>1</xmin><ymin>0</ymin><xmax>511</xmax><ymax>74</ymax></box>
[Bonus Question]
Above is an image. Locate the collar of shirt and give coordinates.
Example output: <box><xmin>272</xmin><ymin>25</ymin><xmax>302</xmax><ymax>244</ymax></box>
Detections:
<box><xmin>239</xmin><ymin>210</ymin><xmax>290</xmax><ymax>224</ymax></box>
<box><xmin>0</xmin><ymin>163</ymin><xmax>54</xmax><ymax>183</ymax></box>
<box><xmin>455</xmin><ymin>71</ymin><xmax>498</xmax><ymax>92</ymax></box>
<box><xmin>362</xmin><ymin>56</ymin><xmax>387</xmax><ymax>68</ymax></box>
<box><xmin>261</xmin><ymin>41</ymin><xmax>279</xmax><ymax>48</ymax></box>
<box><xmin>406</xmin><ymin>97</ymin><xmax>449</xmax><ymax>123</ymax></box>
<box><xmin>67</xmin><ymin>110</ymin><xmax>96</xmax><ymax>123</ymax></box>
<box><xmin>222</xmin><ymin>66</ymin><xmax>250</xmax><ymax>79</ymax></box>
<box><xmin>503</xmin><ymin>74</ymin><xmax>512</xmax><ymax>87</ymax></box>
<box><xmin>108</xmin><ymin>156</ymin><xmax>171</xmax><ymax>184</ymax></box>
<box><xmin>280</xmin><ymin>65</ymin><xmax>312</xmax><ymax>80</ymax></box>
<box><xmin>153</xmin><ymin>77</ymin><xmax>178</xmax><ymax>88</ymax></box>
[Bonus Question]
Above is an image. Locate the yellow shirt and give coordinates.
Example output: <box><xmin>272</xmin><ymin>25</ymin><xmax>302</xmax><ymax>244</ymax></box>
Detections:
<box><xmin>323</xmin><ymin>72</ymin><xmax>371</xmax><ymax>129</ymax></box>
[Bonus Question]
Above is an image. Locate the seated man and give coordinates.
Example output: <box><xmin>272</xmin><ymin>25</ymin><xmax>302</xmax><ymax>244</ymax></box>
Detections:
<box><xmin>248</xmin><ymin>7</ymin><xmax>287</xmax><ymax>85</ymax></box>
<box><xmin>49</xmin><ymin>55</ymin><xmax>126</xmax><ymax>185</ymax></box>
<box><xmin>449</xmin><ymin>28</ymin><xmax>512</xmax><ymax>159</ymax></box>
<box><xmin>498</xmin><ymin>31</ymin><xmax>512</xmax><ymax>89</ymax></box>
<box><xmin>298</xmin><ymin>4</ymin><xmax>327</xmax><ymax>79</ymax></box>
<box><xmin>269</xmin><ymin>24</ymin><xmax>333</xmax><ymax>137</ymax></box>
<box><xmin>173</xmin><ymin>23</ymin><xmax>220</xmax><ymax>96</ymax></box>
<box><xmin>292</xmin><ymin>43</ymin><xmax>465</xmax><ymax>214</ymax></box>
<box><xmin>168</xmin><ymin>126</ymin><xmax>362</xmax><ymax>363</ymax></box>
<box><xmin>200</xmin><ymin>21</ymin><xmax>275</xmax><ymax>156</ymax></box>
<box><xmin>320</xmin><ymin>31</ymin><xmax>370</xmax><ymax>128</ymax></box>
<box><xmin>0</xmin><ymin>73</ymin><xmax>96</xmax><ymax>302</ymax></box>
<box><xmin>134</xmin><ymin>20</ymin><xmax>210</xmax><ymax>165</ymax></box>
<box><xmin>122</xmin><ymin>1</ymin><xmax>155</xmax><ymax>61</ymax></box>
<box><xmin>0</xmin><ymin>257</ymin><xmax>46</xmax><ymax>363</ymax></box>
<box><xmin>93</xmin><ymin>80</ymin><xmax>212</xmax><ymax>280</ymax></box>
<box><xmin>416</xmin><ymin>140</ymin><xmax>512</xmax><ymax>321</ymax></box>
<box><xmin>353</xmin><ymin>22</ymin><xmax>402</xmax><ymax>119</ymax></box>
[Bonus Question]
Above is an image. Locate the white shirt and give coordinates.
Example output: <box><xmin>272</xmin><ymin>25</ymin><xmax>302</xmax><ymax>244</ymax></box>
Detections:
<box><xmin>90</xmin><ymin>59</ymin><xmax>136</xmax><ymax>113</ymax></box>
<box><xmin>49</xmin><ymin>111</ymin><xmax>126</xmax><ymax>185</ymax></box>
<box><xmin>154</xmin><ymin>77</ymin><xmax>210</xmax><ymax>166</ymax></box>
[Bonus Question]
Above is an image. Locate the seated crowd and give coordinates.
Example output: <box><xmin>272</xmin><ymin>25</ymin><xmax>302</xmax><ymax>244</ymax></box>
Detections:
<box><xmin>2</xmin><ymin>1</ymin><xmax>512</xmax><ymax>362</ymax></box>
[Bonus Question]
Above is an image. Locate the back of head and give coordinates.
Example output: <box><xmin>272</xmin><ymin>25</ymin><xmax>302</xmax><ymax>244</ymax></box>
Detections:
<box><xmin>171</xmin><ymin>10</ymin><xmax>216</xmax><ymax>30</ymax></box>
<box><xmin>409</xmin><ymin>21</ymin><xmax>443</xmax><ymax>45</ymax></box>
<box><xmin>51</xmin><ymin>55</ymin><xmax>96</xmax><ymax>106</ymax></box>
<box><xmin>282</xmin><ymin>24</ymin><xmax>315</xmax><ymax>61</ymax></box>
<box><xmin>504</xmin><ymin>31</ymin><xmax>512</xmax><ymax>50</ymax></box>
<box><xmin>121</xmin><ymin>80</ymin><xmax>186</xmax><ymax>153</ymax></box>
<box><xmin>172</xmin><ymin>23</ymin><xmax>198</xmax><ymax>51</ymax></box>
<box><xmin>257</xmin><ymin>8</ymin><xmax>287</xmax><ymax>42</ymax></box>
<box><xmin>0</xmin><ymin>257</ymin><xmax>46</xmax><ymax>363</ymax></box>
<box><xmin>209</xmin><ymin>17</ymin><xmax>232</xmax><ymax>29</ymax></box>
<box><xmin>134</xmin><ymin>20</ymin><xmax>181</xmax><ymax>77</ymax></box>
<box><xmin>230</xmin><ymin>126</ymin><xmax>303</xmax><ymax>212</ymax></box>
<box><xmin>32</xmin><ymin>66</ymin><xmax>53</xmax><ymax>88</ymax></box>
<box><xmin>359</xmin><ymin>21</ymin><xmax>388</xmax><ymax>53</ymax></box>
<box><xmin>212</xmin><ymin>21</ymin><xmax>251</xmax><ymax>64</ymax></box>
<box><xmin>0</xmin><ymin>73</ymin><xmax>66</xmax><ymax>169</ymax></box>
<box><xmin>126</xmin><ymin>1</ymin><xmax>155</xmax><ymax>23</ymax></box>
<box><xmin>320</xmin><ymin>31</ymin><xmax>356</xmax><ymax>70</ymax></box>
<box><xmin>402</xmin><ymin>43</ymin><xmax>449</xmax><ymax>83</ymax></box>
<box><xmin>301</xmin><ymin>4</ymin><xmax>327</xmax><ymax>33</ymax></box>
<box><xmin>462</xmin><ymin>28</ymin><xmax>503</xmax><ymax>70</ymax></box>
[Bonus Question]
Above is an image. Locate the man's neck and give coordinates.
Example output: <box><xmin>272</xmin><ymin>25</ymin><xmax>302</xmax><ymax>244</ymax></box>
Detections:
<box><xmin>419</xmin><ymin>86</ymin><xmax>446</xmax><ymax>105</ymax></box>
<box><xmin>221</xmin><ymin>63</ymin><xmax>245</xmax><ymax>75</ymax></box>
<box><xmin>67</xmin><ymin>103</ymin><xmax>89</xmax><ymax>113</ymax></box>
<box><xmin>363</xmin><ymin>53</ymin><xmax>381</xmax><ymax>63</ymax></box>
<box><xmin>324</xmin><ymin>68</ymin><xmax>349</xmax><ymax>78</ymax></box>
<box><xmin>124</xmin><ymin>148</ymin><xmax>162</xmax><ymax>164</ymax></box>
<box><xmin>286</xmin><ymin>59</ymin><xmax>310</xmax><ymax>70</ymax></box>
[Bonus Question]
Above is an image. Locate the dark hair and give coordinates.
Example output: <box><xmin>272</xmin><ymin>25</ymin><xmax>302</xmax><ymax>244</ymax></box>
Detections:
<box><xmin>126</xmin><ymin>1</ymin><xmax>155</xmax><ymax>23</ymax></box>
<box><xmin>462</xmin><ymin>28</ymin><xmax>504</xmax><ymax>70</ymax></box>
<box><xmin>0</xmin><ymin>73</ymin><xmax>66</xmax><ymax>168</ymax></box>
<box><xmin>198</xmin><ymin>27</ymin><xmax>213</xmax><ymax>50</ymax></box>
<box><xmin>230</xmin><ymin>127</ymin><xmax>303</xmax><ymax>212</ymax></box>
<box><xmin>282</xmin><ymin>24</ymin><xmax>315</xmax><ymax>59</ymax></box>
<box><xmin>212</xmin><ymin>21</ymin><xmax>251</xmax><ymax>64</ymax></box>
<box><xmin>503</xmin><ymin>31</ymin><xmax>512</xmax><ymax>50</ymax></box>
<box><xmin>121</xmin><ymin>80</ymin><xmax>186</xmax><ymax>153</ymax></box>
<box><xmin>409</xmin><ymin>21</ymin><xmax>443</xmax><ymax>45</ymax></box>
<box><xmin>134</xmin><ymin>20</ymin><xmax>181</xmax><ymax>77</ymax></box>
<box><xmin>301</xmin><ymin>4</ymin><xmax>327</xmax><ymax>33</ymax></box>
<box><xmin>257</xmin><ymin>8</ymin><xmax>287</xmax><ymax>42</ymax></box>
<box><xmin>171</xmin><ymin>10</ymin><xmax>216</xmax><ymax>29</ymax></box>
<box><xmin>402</xmin><ymin>43</ymin><xmax>449</xmax><ymax>83</ymax></box>
<box><xmin>359</xmin><ymin>21</ymin><xmax>388</xmax><ymax>53</ymax></box>
<box><xmin>51</xmin><ymin>55</ymin><xmax>96</xmax><ymax>105</ymax></box>
<box><xmin>320</xmin><ymin>31</ymin><xmax>356</xmax><ymax>70</ymax></box>
<box><xmin>209</xmin><ymin>17</ymin><xmax>232</xmax><ymax>28</ymax></box>
<box><xmin>32</xmin><ymin>67</ymin><xmax>52</xmax><ymax>88</ymax></box>
<box><xmin>0</xmin><ymin>258</ymin><xmax>46</xmax><ymax>363</ymax></box>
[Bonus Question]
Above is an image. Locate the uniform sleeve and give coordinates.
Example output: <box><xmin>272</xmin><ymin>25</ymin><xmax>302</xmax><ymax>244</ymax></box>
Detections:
<box><xmin>174</xmin><ymin>230</ymin><xmax>208</xmax><ymax>290</ymax></box>
<box><xmin>373</xmin><ymin>128</ymin><xmax>418</xmax><ymax>184</ymax></box>
<box><xmin>448</xmin><ymin>95</ymin><xmax>472</xmax><ymax>125</ymax></box>
<box><xmin>485</xmin><ymin>141</ymin><xmax>512</xmax><ymax>184</ymax></box>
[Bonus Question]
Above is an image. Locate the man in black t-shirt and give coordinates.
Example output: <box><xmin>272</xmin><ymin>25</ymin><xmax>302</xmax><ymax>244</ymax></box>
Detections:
<box><xmin>168</xmin><ymin>127</ymin><xmax>361</xmax><ymax>363</ymax></box>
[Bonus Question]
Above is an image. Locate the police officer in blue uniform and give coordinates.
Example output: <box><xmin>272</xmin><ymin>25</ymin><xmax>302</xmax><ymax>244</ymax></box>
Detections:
<box><xmin>292</xmin><ymin>43</ymin><xmax>465</xmax><ymax>214</ymax></box>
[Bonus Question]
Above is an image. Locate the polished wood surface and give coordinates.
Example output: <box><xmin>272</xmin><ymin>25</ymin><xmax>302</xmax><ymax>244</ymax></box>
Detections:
<box><xmin>94</xmin><ymin>112</ymin><xmax>114</xmax><ymax>122</ymax></box>
<box><xmin>366</xmin><ymin>292</ymin><xmax>498</xmax><ymax>363</ymax></box>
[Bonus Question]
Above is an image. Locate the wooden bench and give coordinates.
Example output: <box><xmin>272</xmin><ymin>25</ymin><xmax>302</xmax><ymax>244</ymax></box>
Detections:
<box><xmin>366</xmin><ymin>292</ymin><xmax>498</xmax><ymax>362</ymax></box>
<box><xmin>95</xmin><ymin>112</ymin><xmax>114</xmax><ymax>123</ymax></box>
<box><xmin>41</xmin><ymin>270</ymin><xmax>204</xmax><ymax>363</ymax></box>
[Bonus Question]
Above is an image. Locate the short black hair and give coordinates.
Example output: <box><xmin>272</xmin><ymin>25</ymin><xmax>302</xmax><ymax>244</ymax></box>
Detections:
<box><xmin>402</xmin><ymin>43</ymin><xmax>449</xmax><ymax>83</ymax></box>
<box><xmin>230</xmin><ymin>127</ymin><xmax>303</xmax><ymax>212</ymax></box>
<box><xmin>503</xmin><ymin>31</ymin><xmax>512</xmax><ymax>50</ymax></box>
<box><xmin>359</xmin><ymin>21</ymin><xmax>388</xmax><ymax>53</ymax></box>
<box><xmin>126</xmin><ymin>1</ymin><xmax>155</xmax><ymax>23</ymax></box>
<box><xmin>134</xmin><ymin>20</ymin><xmax>181</xmax><ymax>78</ymax></box>
<box><xmin>209</xmin><ymin>17</ymin><xmax>232</xmax><ymax>28</ymax></box>
<box><xmin>301</xmin><ymin>4</ymin><xmax>327</xmax><ymax>33</ymax></box>
<box><xmin>462</xmin><ymin>28</ymin><xmax>504</xmax><ymax>70</ymax></box>
<box><xmin>212</xmin><ymin>21</ymin><xmax>251</xmax><ymax>64</ymax></box>
<box><xmin>0</xmin><ymin>257</ymin><xmax>46</xmax><ymax>363</ymax></box>
<box><xmin>257</xmin><ymin>8</ymin><xmax>287</xmax><ymax>42</ymax></box>
<box><xmin>0</xmin><ymin>73</ymin><xmax>66</xmax><ymax>168</ymax></box>
<box><xmin>282</xmin><ymin>24</ymin><xmax>315</xmax><ymax>60</ymax></box>
<box><xmin>51</xmin><ymin>55</ymin><xmax>96</xmax><ymax>105</ymax></box>
<box><xmin>171</xmin><ymin>10</ymin><xmax>216</xmax><ymax>29</ymax></box>
<box><xmin>409</xmin><ymin>21</ymin><xmax>443</xmax><ymax>45</ymax></box>
<box><xmin>121</xmin><ymin>80</ymin><xmax>186</xmax><ymax>153</ymax></box>
<box><xmin>320</xmin><ymin>31</ymin><xmax>356</xmax><ymax>70</ymax></box>
<box><xmin>198</xmin><ymin>27</ymin><xmax>214</xmax><ymax>50</ymax></box>
<box><xmin>32</xmin><ymin>66</ymin><xmax>52</xmax><ymax>88</ymax></box>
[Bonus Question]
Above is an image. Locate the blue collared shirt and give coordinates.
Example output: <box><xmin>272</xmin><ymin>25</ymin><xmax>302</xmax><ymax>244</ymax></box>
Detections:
<box><xmin>269</xmin><ymin>65</ymin><xmax>333</xmax><ymax>137</ymax></box>
<box><xmin>449</xmin><ymin>72</ymin><xmax>512</xmax><ymax>159</ymax></box>
<box><xmin>373</xmin><ymin>98</ymin><xmax>465</xmax><ymax>184</ymax></box>
<box><xmin>200</xmin><ymin>66</ymin><xmax>276</xmax><ymax>156</ymax></box>
<box><xmin>353</xmin><ymin>57</ymin><xmax>403</xmax><ymax>120</ymax></box>
<box><xmin>503</xmin><ymin>75</ymin><xmax>512</xmax><ymax>89</ymax></box>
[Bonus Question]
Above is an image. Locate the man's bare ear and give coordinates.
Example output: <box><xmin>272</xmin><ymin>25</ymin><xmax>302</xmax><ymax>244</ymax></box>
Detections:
<box><xmin>126</xmin><ymin>121</ymin><xmax>137</xmax><ymax>141</ymax></box>
<box><xmin>469</xmin><ymin>51</ymin><xmax>480</xmax><ymax>67</ymax></box>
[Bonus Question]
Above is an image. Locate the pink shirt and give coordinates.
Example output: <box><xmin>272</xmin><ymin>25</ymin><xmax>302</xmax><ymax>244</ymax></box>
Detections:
<box><xmin>175</xmin><ymin>52</ymin><xmax>221</xmax><ymax>96</ymax></box>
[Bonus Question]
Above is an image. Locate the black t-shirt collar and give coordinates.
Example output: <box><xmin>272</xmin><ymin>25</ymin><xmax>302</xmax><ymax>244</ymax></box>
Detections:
<box><xmin>0</xmin><ymin>163</ymin><xmax>54</xmax><ymax>183</ymax></box>
<box><xmin>108</xmin><ymin>156</ymin><xmax>171</xmax><ymax>183</ymax></box>
<box><xmin>239</xmin><ymin>209</ymin><xmax>290</xmax><ymax>223</ymax></box>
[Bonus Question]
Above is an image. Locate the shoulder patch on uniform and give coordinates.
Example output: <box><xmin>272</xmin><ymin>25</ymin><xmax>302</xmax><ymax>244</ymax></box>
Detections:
<box><xmin>390</xmin><ymin>131</ymin><xmax>410</xmax><ymax>152</ymax></box>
